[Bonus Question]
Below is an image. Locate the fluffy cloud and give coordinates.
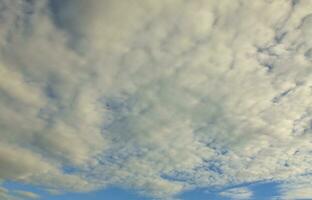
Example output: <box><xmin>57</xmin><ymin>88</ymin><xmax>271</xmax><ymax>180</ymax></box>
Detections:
<box><xmin>0</xmin><ymin>0</ymin><xmax>311</xmax><ymax>199</ymax></box>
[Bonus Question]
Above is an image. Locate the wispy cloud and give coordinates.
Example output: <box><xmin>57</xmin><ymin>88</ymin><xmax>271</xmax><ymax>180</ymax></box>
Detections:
<box><xmin>0</xmin><ymin>0</ymin><xmax>311</xmax><ymax>199</ymax></box>
<box><xmin>0</xmin><ymin>186</ymin><xmax>40</xmax><ymax>200</ymax></box>
<box><xmin>219</xmin><ymin>187</ymin><xmax>253</xmax><ymax>200</ymax></box>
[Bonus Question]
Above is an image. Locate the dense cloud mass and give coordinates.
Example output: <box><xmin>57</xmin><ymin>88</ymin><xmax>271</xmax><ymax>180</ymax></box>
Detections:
<box><xmin>0</xmin><ymin>0</ymin><xmax>311</xmax><ymax>199</ymax></box>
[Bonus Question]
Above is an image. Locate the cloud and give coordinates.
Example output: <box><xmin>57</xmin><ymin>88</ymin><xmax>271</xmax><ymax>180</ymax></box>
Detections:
<box><xmin>219</xmin><ymin>187</ymin><xmax>253</xmax><ymax>200</ymax></box>
<box><xmin>276</xmin><ymin>174</ymin><xmax>312</xmax><ymax>200</ymax></box>
<box><xmin>0</xmin><ymin>186</ymin><xmax>40</xmax><ymax>200</ymax></box>
<box><xmin>0</xmin><ymin>0</ymin><xmax>311</xmax><ymax>199</ymax></box>
<box><xmin>13</xmin><ymin>191</ymin><xmax>40</xmax><ymax>200</ymax></box>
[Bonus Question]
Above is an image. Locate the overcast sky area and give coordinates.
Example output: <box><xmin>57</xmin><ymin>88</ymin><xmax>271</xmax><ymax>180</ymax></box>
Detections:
<box><xmin>0</xmin><ymin>0</ymin><xmax>311</xmax><ymax>200</ymax></box>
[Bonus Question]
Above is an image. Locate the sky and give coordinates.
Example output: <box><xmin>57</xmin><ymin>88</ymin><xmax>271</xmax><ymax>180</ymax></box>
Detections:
<box><xmin>0</xmin><ymin>0</ymin><xmax>311</xmax><ymax>200</ymax></box>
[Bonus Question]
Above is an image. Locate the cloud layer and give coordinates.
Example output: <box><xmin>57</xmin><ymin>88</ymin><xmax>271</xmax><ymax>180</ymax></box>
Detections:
<box><xmin>0</xmin><ymin>0</ymin><xmax>311</xmax><ymax>199</ymax></box>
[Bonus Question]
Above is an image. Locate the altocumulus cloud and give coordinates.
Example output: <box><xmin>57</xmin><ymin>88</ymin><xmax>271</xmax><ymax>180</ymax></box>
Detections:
<box><xmin>0</xmin><ymin>0</ymin><xmax>311</xmax><ymax>199</ymax></box>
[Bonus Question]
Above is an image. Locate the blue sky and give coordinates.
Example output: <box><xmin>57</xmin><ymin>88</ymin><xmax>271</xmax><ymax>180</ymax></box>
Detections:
<box><xmin>0</xmin><ymin>0</ymin><xmax>311</xmax><ymax>200</ymax></box>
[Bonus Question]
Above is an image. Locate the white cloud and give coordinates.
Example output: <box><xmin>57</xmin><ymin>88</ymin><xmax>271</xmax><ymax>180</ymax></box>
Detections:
<box><xmin>0</xmin><ymin>186</ymin><xmax>40</xmax><ymax>200</ymax></box>
<box><xmin>0</xmin><ymin>0</ymin><xmax>311</xmax><ymax>199</ymax></box>
<box><xmin>219</xmin><ymin>187</ymin><xmax>253</xmax><ymax>200</ymax></box>
<box><xmin>13</xmin><ymin>190</ymin><xmax>40</xmax><ymax>200</ymax></box>
<box><xmin>276</xmin><ymin>174</ymin><xmax>312</xmax><ymax>200</ymax></box>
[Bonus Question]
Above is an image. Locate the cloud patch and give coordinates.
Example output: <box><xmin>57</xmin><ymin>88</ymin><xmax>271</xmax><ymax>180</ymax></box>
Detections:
<box><xmin>219</xmin><ymin>187</ymin><xmax>253</xmax><ymax>200</ymax></box>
